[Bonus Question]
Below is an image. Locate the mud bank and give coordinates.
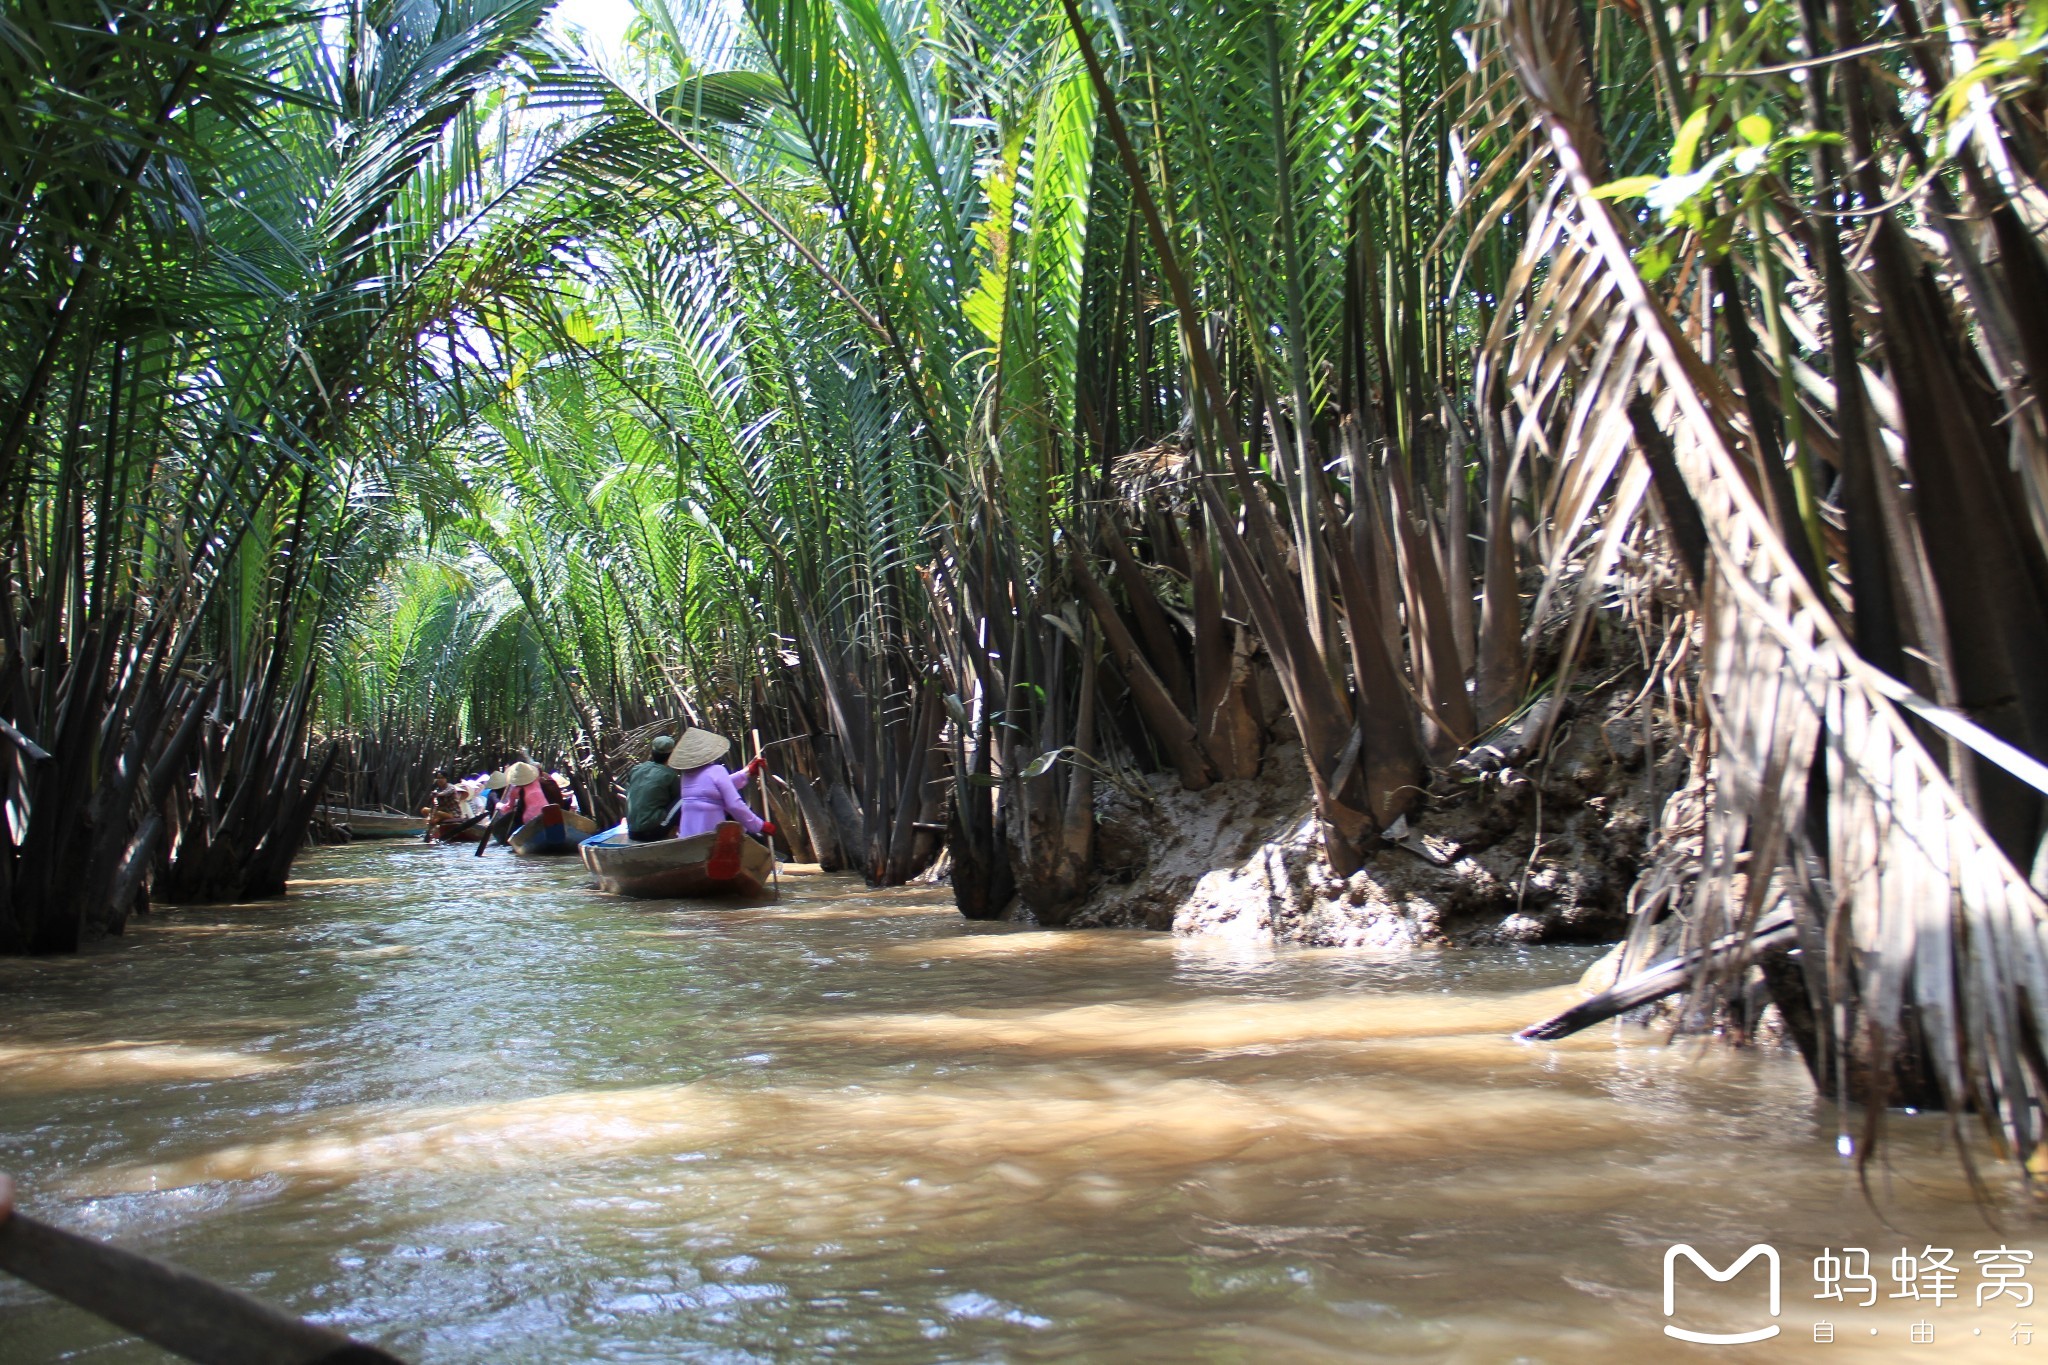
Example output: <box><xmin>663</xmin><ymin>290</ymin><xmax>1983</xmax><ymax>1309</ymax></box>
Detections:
<box><xmin>1055</xmin><ymin>686</ymin><xmax>1689</xmax><ymax>949</ymax></box>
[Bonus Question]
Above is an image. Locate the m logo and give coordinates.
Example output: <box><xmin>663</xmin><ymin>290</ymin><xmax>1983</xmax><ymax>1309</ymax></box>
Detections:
<box><xmin>1664</xmin><ymin>1244</ymin><xmax>1782</xmax><ymax>1344</ymax></box>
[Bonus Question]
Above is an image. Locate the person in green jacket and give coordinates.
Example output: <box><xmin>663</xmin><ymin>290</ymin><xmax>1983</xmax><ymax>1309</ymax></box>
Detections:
<box><xmin>624</xmin><ymin>734</ymin><xmax>682</xmax><ymax>841</ymax></box>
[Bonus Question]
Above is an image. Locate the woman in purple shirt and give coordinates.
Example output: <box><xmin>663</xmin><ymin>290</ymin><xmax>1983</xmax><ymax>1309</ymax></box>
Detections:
<box><xmin>666</xmin><ymin>728</ymin><xmax>774</xmax><ymax>840</ymax></box>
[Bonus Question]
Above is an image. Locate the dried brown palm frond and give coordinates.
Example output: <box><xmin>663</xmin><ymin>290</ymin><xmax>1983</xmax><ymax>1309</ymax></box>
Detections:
<box><xmin>1110</xmin><ymin>434</ymin><xmax>1197</xmax><ymax>515</ymax></box>
<box><xmin>1491</xmin><ymin>0</ymin><xmax>2048</xmax><ymax>1167</ymax></box>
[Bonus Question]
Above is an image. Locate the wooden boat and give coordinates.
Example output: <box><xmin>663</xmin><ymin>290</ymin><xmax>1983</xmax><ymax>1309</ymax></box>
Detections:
<box><xmin>429</xmin><ymin>816</ymin><xmax>487</xmax><ymax>844</ymax></box>
<box><xmin>580</xmin><ymin>821</ymin><xmax>776</xmax><ymax>900</ymax></box>
<box><xmin>319</xmin><ymin>805</ymin><xmax>423</xmax><ymax>839</ymax></box>
<box><xmin>506</xmin><ymin>804</ymin><xmax>600</xmax><ymax>856</ymax></box>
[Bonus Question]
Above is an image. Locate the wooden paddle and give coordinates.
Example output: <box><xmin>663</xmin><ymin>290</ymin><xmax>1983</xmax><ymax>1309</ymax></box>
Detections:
<box><xmin>441</xmin><ymin>810</ymin><xmax>487</xmax><ymax>838</ymax></box>
<box><xmin>475</xmin><ymin>803</ymin><xmax>517</xmax><ymax>857</ymax></box>
<box><xmin>0</xmin><ymin>1180</ymin><xmax>405</xmax><ymax>1364</ymax></box>
<box><xmin>750</xmin><ymin>727</ymin><xmax>780</xmax><ymax>899</ymax></box>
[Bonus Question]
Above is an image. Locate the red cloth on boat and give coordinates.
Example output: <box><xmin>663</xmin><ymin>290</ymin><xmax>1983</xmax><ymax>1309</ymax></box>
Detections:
<box><xmin>674</xmin><ymin>763</ymin><xmax>761</xmax><ymax>838</ymax></box>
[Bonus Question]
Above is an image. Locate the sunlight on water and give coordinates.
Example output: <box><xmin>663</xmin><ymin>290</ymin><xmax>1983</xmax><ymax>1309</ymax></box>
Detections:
<box><xmin>71</xmin><ymin>1071</ymin><xmax>1633</xmax><ymax>1195</ymax></box>
<box><xmin>0</xmin><ymin>842</ymin><xmax>2042</xmax><ymax>1362</ymax></box>
<box><xmin>0</xmin><ymin>1041</ymin><xmax>289</xmax><ymax>1091</ymax></box>
<box><xmin>784</xmin><ymin>990</ymin><xmax>1584</xmax><ymax>1052</ymax></box>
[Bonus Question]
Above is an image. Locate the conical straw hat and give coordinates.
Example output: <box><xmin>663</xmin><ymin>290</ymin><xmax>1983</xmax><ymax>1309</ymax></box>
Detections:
<box><xmin>666</xmin><ymin>728</ymin><xmax>731</xmax><ymax>771</ymax></box>
<box><xmin>507</xmin><ymin>761</ymin><xmax>539</xmax><ymax>785</ymax></box>
<box><xmin>485</xmin><ymin>770</ymin><xmax>510</xmax><ymax>790</ymax></box>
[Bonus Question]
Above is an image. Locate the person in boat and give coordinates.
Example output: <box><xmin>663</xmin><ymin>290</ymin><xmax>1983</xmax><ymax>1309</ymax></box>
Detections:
<box><xmin>667</xmin><ymin>728</ymin><xmax>774</xmax><ymax>842</ymax></box>
<box><xmin>551</xmin><ymin>772</ymin><xmax>579</xmax><ymax>813</ymax></box>
<box><xmin>624</xmin><ymin>735</ymin><xmax>681</xmax><ymax>841</ymax></box>
<box><xmin>421</xmin><ymin>771</ymin><xmax>465</xmax><ymax>839</ymax></box>
<box><xmin>485</xmin><ymin>765</ymin><xmax>528</xmax><ymax>844</ymax></box>
<box><xmin>481</xmin><ymin>769</ymin><xmax>510</xmax><ymax>816</ymax></box>
<box><xmin>498</xmin><ymin>761</ymin><xmax>564</xmax><ymax>831</ymax></box>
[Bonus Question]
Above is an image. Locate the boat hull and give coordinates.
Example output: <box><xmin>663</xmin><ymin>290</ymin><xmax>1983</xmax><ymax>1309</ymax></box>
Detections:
<box><xmin>580</xmin><ymin>823</ymin><xmax>775</xmax><ymax>900</ymax></box>
<box><xmin>320</xmin><ymin>806</ymin><xmax>424</xmax><ymax>839</ymax></box>
<box><xmin>507</xmin><ymin>805</ymin><xmax>599</xmax><ymax>856</ymax></box>
<box><xmin>429</xmin><ymin>819</ymin><xmax>487</xmax><ymax>844</ymax></box>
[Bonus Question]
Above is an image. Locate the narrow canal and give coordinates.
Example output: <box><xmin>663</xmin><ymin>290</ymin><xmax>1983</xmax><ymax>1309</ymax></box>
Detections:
<box><xmin>0</xmin><ymin>842</ymin><xmax>2035</xmax><ymax>1361</ymax></box>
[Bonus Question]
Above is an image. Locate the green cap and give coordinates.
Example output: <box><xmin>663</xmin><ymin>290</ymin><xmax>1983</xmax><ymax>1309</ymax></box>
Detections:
<box><xmin>651</xmin><ymin>734</ymin><xmax>676</xmax><ymax>757</ymax></box>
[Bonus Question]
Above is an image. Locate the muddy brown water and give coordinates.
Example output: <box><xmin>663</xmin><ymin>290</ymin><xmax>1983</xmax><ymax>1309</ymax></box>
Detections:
<box><xmin>0</xmin><ymin>842</ymin><xmax>2041</xmax><ymax>1362</ymax></box>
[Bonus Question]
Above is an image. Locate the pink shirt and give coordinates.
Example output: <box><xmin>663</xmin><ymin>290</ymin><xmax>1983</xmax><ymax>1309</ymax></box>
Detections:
<box><xmin>505</xmin><ymin>781</ymin><xmax>550</xmax><ymax>824</ymax></box>
<box><xmin>675</xmin><ymin>763</ymin><xmax>762</xmax><ymax>838</ymax></box>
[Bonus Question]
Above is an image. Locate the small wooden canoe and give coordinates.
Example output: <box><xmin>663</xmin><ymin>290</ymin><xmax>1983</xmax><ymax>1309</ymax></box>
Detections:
<box><xmin>429</xmin><ymin>817</ymin><xmax>487</xmax><ymax>844</ymax></box>
<box><xmin>506</xmin><ymin>804</ymin><xmax>600</xmax><ymax>856</ymax></box>
<box><xmin>580</xmin><ymin>821</ymin><xmax>776</xmax><ymax>900</ymax></box>
<box><xmin>320</xmin><ymin>806</ymin><xmax>423</xmax><ymax>839</ymax></box>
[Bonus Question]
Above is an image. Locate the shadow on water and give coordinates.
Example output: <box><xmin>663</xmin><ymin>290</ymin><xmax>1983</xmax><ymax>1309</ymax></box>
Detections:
<box><xmin>0</xmin><ymin>841</ymin><xmax>2037</xmax><ymax>1362</ymax></box>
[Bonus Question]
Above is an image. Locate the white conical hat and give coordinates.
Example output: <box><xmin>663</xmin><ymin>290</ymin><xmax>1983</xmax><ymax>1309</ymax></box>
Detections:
<box><xmin>507</xmin><ymin>761</ymin><xmax>539</xmax><ymax>785</ymax></box>
<box><xmin>665</xmin><ymin>728</ymin><xmax>731</xmax><ymax>771</ymax></box>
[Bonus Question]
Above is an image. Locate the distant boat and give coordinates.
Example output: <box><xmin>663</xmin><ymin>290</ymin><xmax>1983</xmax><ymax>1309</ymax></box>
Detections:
<box><xmin>320</xmin><ymin>806</ymin><xmax>423</xmax><ymax>839</ymax></box>
<box><xmin>580</xmin><ymin>821</ymin><xmax>776</xmax><ymax>900</ymax></box>
<box><xmin>429</xmin><ymin>816</ymin><xmax>488</xmax><ymax>844</ymax></box>
<box><xmin>506</xmin><ymin>805</ymin><xmax>600</xmax><ymax>856</ymax></box>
